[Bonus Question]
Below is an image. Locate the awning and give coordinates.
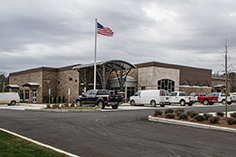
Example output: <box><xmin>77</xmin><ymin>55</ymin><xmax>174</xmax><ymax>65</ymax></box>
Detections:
<box><xmin>72</xmin><ymin>60</ymin><xmax>136</xmax><ymax>89</ymax></box>
<box><xmin>5</xmin><ymin>84</ymin><xmax>19</xmax><ymax>88</ymax></box>
<box><xmin>214</xmin><ymin>84</ymin><xmax>225</xmax><ymax>88</ymax></box>
<box><xmin>22</xmin><ymin>82</ymin><xmax>40</xmax><ymax>87</ymax></box>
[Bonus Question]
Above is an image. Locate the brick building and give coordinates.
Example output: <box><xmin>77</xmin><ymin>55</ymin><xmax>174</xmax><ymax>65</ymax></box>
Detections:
<box><xmin>8</xmin><ymin>61</ymin><xmax>229</xmax><ymax>103</ymax></box>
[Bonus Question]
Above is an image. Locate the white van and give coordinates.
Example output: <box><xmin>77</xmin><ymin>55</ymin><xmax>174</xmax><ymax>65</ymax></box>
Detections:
<box><xmin>129</xmin><ymin>90</ymin><xmax>170</xmax><ymax>107</ymax></box>
<box><xmin>0</xmin><ymin>92</ymin><xmax>20</xmax><ymax>106</ymax></box>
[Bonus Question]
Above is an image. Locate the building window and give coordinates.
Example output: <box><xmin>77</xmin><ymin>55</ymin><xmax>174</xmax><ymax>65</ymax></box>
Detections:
<box><xmin>182</xmin><ymin>81</ymin><xmax>189</xmax><ymax>86</ymax></box>
<box><xmin>158</xmin><ymin>79</ymin><xmax>175</xmax><ymax>92</ymax></box>
<box><xmin>203</xmin><ymin>82</ymin><xmax>208</xmax><ymax>86</ymax></box>
<box><xmin>20</xmin><ymin>90</ymin><xmax>24</xmax><ymax>101</ymax></box>
<box><xmin>193</xmin><ymin>82</ymin><xmax>199</xmax><ymax>86</ymax></box>
<box><xmin>58</xmin><ymin>81</ymin><xmax>60</xmax><ymax>84</ymax></box>
<box><xmin>69</xmin><ymin>78</ymin><xmax>72</xmax><ymax>81</ymax></box>
<box><xmin>75</xmin><ymin>79</ymin><xmax>77</xmax><ymax>82</ymax></box>
<box><xmin>25</xmin><ymin>90</ymin><xmax>29</xmax><ymax>101</ymax></box>
<box><xmin>141</xmin><ymin>86</ymin><xmax>145</xmax><ymax>90</ymax></box>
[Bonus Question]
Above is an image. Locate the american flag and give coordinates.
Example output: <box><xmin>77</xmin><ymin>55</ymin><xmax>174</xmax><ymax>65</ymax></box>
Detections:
<box><xmin>97</xmin><ymin>22</ymin><xmax>114</xmax><ymax>37</ymax></box>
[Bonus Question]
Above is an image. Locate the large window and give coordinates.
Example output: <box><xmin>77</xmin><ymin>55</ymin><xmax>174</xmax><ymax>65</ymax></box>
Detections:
<box><xmin>193</xmin><ymin>82</ymin><xmax>199</xmax><ymax>86</ymax></box>
<box><xmin>158</xmin><ymin>79</ymin><xmax>175</xmax><ymax>92</ymax></box>
<box><xmin>203</xmin><ymin>82</ymin><xmax>209</xmax><ymax>87</ymax></box>
<box><xmin>25</xmin><ymin>90</ymin><xmax>29</xmax><ymax>101</ymax></box>
<box><xmin>20</xmin><ymin>90</ymin><xmax>24</xmax><ymax>101</ymax></box>
<box><xmin>182</xmin><ymin>81</ymin><xmax>189</xmax><ymax>86</ymax></box>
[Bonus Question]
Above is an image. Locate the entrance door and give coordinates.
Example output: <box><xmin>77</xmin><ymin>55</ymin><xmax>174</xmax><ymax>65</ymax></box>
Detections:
<box><xmin>32</xmin><ymin>89</ymin><xmax>37</xmax><ymax>102</ymax></box>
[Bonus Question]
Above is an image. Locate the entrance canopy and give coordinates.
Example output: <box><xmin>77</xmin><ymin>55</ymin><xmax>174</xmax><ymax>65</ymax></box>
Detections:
<box><xmin>5</xmin><ymin>84</ymin><xmax>19</xmax><ymax>89</ymax></box>
<box><xmin>73</xmin><ymin>60</ymin><xmax>136</xmax><ymax>90</ymax></box>
<box><xmin>22</xmin><ymin>82</ymin><xmax>40</xmax><ymax>87</ymax></box>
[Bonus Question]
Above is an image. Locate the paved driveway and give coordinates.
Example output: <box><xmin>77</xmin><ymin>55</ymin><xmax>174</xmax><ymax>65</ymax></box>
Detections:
<box><xmin>1</xmin><ymin>104</ymin><xmax>236</xmax><ymax>157</ymax></box>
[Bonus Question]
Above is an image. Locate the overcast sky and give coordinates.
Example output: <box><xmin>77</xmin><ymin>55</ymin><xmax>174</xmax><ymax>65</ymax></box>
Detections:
<box><xmin>1</xmin><ymin>0</ymin><xmax>236</xmax><ymax>76</ymax></box>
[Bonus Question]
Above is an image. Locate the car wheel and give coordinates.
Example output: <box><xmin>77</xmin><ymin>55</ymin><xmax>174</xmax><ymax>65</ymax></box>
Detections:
<box><xmin>222</xmin><ymin>99</ymin><xmax>226</xmax><ymax>105</ymax></box>
<box><xmin>10</xmin><ymin>100</ymin><xmax>16</xmax><ymax>106</ymax></box>
<box><xmin>180</xmin><ymin>100</ymin><xmax>185</xmax><ymax>106</ymax></box>
<box><xmin>203</xmin><ymin>99</ymin><xmax>209</xmax><ymax>105</ymax></box>
<box><xmin>98</xmin><ymin>101</ymin><xmax>105</xmax><ymax>109</ymax></box>
<box><xmin>150</xmin><ymin>100</ymin><xmax>156</xmax><ymax>107</ymax></box>
<box><xmin>130</xmin><ymin>100</ymin><xmax>135</xmax><ymax>106</ymax></box>
<box><xmin>188</xmin><ymin>103</ymin><xmax>193</xmax><ymax>106</ymax></box>
<box><xmin>112</xmin><ymin>105</ymin><xmax>118</xmax><ymax>109</ymax></box>
<box><xmin>227</xmin><ymin>102</ymin><xmax>232</xmax><ymax>105</ymax></box>
<box><xmin>76</xmin><ymin>100</ymin><xmax>81</xmax><ymax>107</ymax></box>
<box><xmin>160</xmin><ymin>104</ymin><xmax>165</xmax><ymax>107</ymax></box>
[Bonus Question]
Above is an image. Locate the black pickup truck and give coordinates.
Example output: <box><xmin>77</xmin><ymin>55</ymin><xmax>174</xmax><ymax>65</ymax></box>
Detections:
<box><xmin>75</xmin><ymin>89</ymin><xmax>123</xmax><ymax>109</ymax></box>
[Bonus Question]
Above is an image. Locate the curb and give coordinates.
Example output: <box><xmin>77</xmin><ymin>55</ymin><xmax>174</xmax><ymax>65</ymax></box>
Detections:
<box><xmin>0</xmin><ymin>128</ymin><xmax>79</xmax><ymax>157</ymax></box>
<box><xmin>25</xmin><ymin>108</ymin><xmax>101</xmax><ymax>112</ymax></box>
<box><xmin>148</xmin><ymin>115</ymin><xmax>236</xmax><ymax>133</ymax></box>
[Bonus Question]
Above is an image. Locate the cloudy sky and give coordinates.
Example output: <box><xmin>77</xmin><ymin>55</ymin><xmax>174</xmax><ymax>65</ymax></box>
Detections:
<box><xmin>1</xmin><ymin>0</ymin><xmax>236</xmax><ymax>76</ymax></box>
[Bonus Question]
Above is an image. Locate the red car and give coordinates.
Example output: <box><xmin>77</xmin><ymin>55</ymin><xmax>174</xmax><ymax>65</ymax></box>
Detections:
<box><xmin>190</xmin><ymin>92</ymin><xmax>218</xmax><ymax>105</ymax></box>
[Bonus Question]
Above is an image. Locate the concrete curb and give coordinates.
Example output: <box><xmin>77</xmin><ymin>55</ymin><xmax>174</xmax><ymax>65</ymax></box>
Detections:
<box><xmin>25</xmin><ymin>108</ymin><xmax>101</xmax><ymax>112</ymax></box>
<box><xmin>0</xmin><ymin>128</ymin><xmax>79</xmax><ymax>157</ymax></box>
<box><xmin>148</xmin><ymin>115</ymin><xmax>236</xmax><ymax>133</ymax></box>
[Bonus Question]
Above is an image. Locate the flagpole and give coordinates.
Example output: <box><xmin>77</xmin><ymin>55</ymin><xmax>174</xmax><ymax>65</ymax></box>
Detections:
<box><xmin>94</xmin><ymin>18</ymin><xmax>97</xmax><ymax>90</ymax></box>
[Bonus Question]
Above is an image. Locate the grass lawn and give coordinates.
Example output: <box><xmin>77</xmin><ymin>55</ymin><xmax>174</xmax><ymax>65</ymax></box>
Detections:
<box><xmin>0</xmin><ymin>130</ymin><xmax>68</xmax><ymax>157</ymax></box>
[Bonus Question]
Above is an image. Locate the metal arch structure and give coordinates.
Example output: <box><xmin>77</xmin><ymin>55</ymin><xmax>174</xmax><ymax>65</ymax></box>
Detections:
<box><xmin>72</xmin><ymin>60</ymin><xmax>136</xmax><ymax>91</ymax></box>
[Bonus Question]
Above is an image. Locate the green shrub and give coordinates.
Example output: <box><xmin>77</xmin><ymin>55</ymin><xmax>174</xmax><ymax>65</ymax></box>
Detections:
<box><xmin>64</xmin><ymin>103</ymin><xmax>69</xmax><ymax>108</ymax></box>
<box><xmin>58</xmin><ymin>96</ymin><xmax>61</xmax><ymax>103</ymax></box>
<box><xmin>43</xmin><ymin>95</ymin><xmax>49</xmax><ymax>103</ymax></box>
<box><xmin>187</xmin><ymin>110</ymin><xmax>199</xmax><ymax>118</ymax></box>
<box><xmin>154</xmin><ymin>110</ymin><xmax>163</xmax><ymax>116</ymax></box>
<box><xmin>194</xmin><ymin>115</ymin><xmax>206</xmax><ymax>121</ymax></box>
<box><xmin>175</xmin><ymin>109</ymin><xmax>185</xmax><ymax>113</ymax></box>
<box><xmin>52</xmin><ymin>104</ymin><xmax>59</xmax><ymax>109</ymax></box>
<box><xmin>227</xmin><ymin>118</ymin><xmax>236</xmax><ymax>125</ymax></box>
<box><xmin>216</xmin><ymin>111</ymin><xmax>224</xmax><ymax>117</ymax></box>
<box><xmin>209</xmin><ymin>116</ymin><xmax>220</xmax><ymax>124</ymax></box>
<box><xmin>176</xmin><ymin>112</ymin><xmax>182</xmax><ymax>117</ymax></box>
<box><xmin>165</xmin><ymin>109</ymin><xmax>174</xmax><ymax>114</ymax></box>
<box><xmin>53</xmin><ymin>96</ymin><xmax>57</xmax><ymax>103</ymax></box>
<box><xmin>70</xmin><ymin>102</ymin><xmax>75</xmax><ymax>107</ymax></box>
<box><xmin>203</xmin><ymin>113</ymin><xmax>213</xmax><ymax>120</ymax></box>
<box><xmin>165</xmin><ymin>113</ymin><xmax>175</xmax><ymax>119</ymax></box>
<box><xmin>61</xmin><ymin>96</ymin><xmax>65</xmax><ymax>103</ymax></box>
<box><xmin>179</xmin><ymin>113</ymin><xmax>188</xmax><ymax>120</ymax></box>
<box><xmin>230</xmin><ymin>112</ymin><xmax>236</xmax><ymax>119</ymax></box>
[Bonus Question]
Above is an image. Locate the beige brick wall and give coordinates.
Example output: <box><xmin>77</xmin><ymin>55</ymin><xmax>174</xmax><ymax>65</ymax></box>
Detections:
<box><xmin>138</xmin><ymin>66</ymin><xmax>180</xmax><ymax>91</ymax></box>
<box><xmin>179</xmin><ymin>86</ymin><xmax>212</xmax><ymax>95</ymax></box>
<box><xmin>9</xmin><ymin>71</ymin><xmax>43</xmax><ymax>103</ymax></box>
<box><xmin>42</xmin><ymin>71</ymin><xmax>58</xmax><ymax>101</ymax></box>
<box><xmin>57</xmin><ymin>69</ymin><xmax>80</xmax><ymax>103</ymax></box>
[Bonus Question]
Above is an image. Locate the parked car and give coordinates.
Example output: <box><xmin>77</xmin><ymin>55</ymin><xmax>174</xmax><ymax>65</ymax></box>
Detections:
<box><xmin>230</xmin><ymin>93</ymin><xmax>236</xmax><ymax>103</ymax></box>
<box><xmin>75</xmin><ymin>89</ymin><xmax>123</xmax><ymax>109</ymax></box>
<box><xmin>0</xmin><ymin>92</ymin><xmax>20</xmax><ymax>106</ymax></box>
<box><xmin>169</xmin><ymin>92</ymin><xmax>193</xmax><ymax>106</ymax></box>
<box><xmin>190</xmin><ymin>92</ymin><xmax>218</xmax><ymax>105</ymax></box>
<box><xmin>208</xmin><ymin>92</ymin><xmax>232</xmax><ymax>104</ymax></box>
<box><xmin>129</xmin><ymin>90</ymin><xmax>170</xmax><ymax>107</ymax></box>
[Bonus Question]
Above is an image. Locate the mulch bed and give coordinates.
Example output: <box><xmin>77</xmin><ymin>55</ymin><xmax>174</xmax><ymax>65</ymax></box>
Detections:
<box><xmin>151</xmin><ymin>114</ymin><xmax>236</xmax><ymax>129</ymax></box>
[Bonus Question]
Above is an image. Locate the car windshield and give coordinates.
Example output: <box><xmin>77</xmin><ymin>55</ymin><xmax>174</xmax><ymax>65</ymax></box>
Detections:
<box><xmin>179</xmin><ymin>92</ymin><xmax>186</xmax><ymax>96</ymax></box>
<box><xmin>170</xmin><ymin>93</ymin><xmax>177</xmax><ymax>96</ymax></box>
<box><xmin>189</xmin><ymin>93</ymin><xmax>195</xmax><ymax>96</ymax></box>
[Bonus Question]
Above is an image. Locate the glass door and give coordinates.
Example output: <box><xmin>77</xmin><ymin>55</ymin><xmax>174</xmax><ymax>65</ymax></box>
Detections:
<box><xmin>32</xmin><ymin>89</ymin><xmax>37</xmax><ymax>102</ymax></box>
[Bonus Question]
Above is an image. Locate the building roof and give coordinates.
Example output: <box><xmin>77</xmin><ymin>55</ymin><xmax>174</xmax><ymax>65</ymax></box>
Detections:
<box><xmin>72</xmin><ymin>60</ymin><xmax>136</xmax><ymax>70</ymax></box>
<box><xmin>135</xmin><ymin>61</ymin><xmax>211</xmax><ymax>71</ymax></box>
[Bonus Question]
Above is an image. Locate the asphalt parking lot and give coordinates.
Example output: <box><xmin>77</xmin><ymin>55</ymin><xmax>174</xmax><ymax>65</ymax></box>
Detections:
<box><xmin>1</xmin><ymin>103</ymin><xmax>236</xmax><ymax>157</ymax></box>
